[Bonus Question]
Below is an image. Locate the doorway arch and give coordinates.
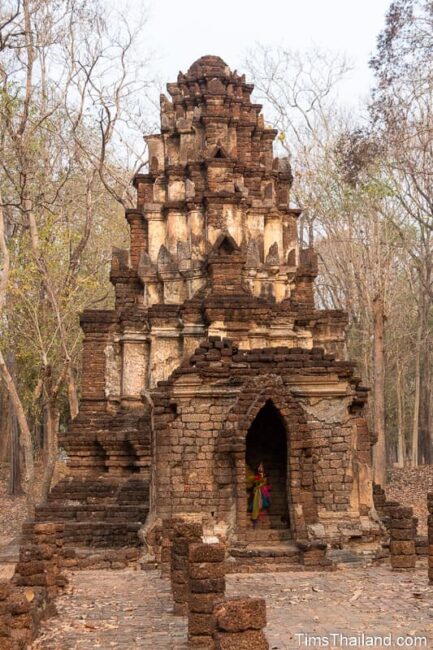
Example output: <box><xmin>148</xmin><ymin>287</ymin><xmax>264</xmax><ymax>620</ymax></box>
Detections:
<box><xmin>215</xmin><ymin>375</ymin><xmax>316</xmax><ymax>541</ymax></box>
<box><xmin>245</xmin><ymin>399</ymin><xmax>289</xmax><ymax>530</ymax></box>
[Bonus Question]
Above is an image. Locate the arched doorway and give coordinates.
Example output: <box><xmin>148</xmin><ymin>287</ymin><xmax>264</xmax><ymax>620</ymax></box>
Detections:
<box><xmin>245</xmin><ymin>399</ymin><xmax>290</xmax><ymax>531</ymax></box>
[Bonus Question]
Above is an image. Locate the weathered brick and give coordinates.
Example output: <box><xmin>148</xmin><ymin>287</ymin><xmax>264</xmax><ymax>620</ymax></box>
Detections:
<box><xmin>214</xmin><ymin>598</ymin><xmax>266</xmax><ymax>632</ymax></box>
<box><xmin>214</xmin><ymin>629</ymin><xmax>269</xmax><ymax>649</ymax></box>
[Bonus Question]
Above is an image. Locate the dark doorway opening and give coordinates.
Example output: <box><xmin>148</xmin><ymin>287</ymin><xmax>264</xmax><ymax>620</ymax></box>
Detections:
<box><xmin>245</xmin><ymin>400</ymin><xmax>290</xmax><ymax>530</ymax></box>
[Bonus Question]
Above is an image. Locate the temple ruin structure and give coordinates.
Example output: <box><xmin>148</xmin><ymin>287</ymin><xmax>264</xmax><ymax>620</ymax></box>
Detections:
<box><xmin>51</xmin><ymin>55</ymin><xmax>381</xmax><ymax>558</ymax></box>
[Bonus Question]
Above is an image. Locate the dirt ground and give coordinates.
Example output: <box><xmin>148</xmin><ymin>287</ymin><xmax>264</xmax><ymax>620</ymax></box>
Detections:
<box><xmin>30</xmin><ymin>563</ymin><xmax>432</xmax><ymax>649</ymax></box>
<box><xmin>0</xmin><ymin>463</ymin><xmax>30</xmax><ymax>549</ymax></box>
<box><xmin>0</xmin><ymin>460</ymin><xmax>69</xmax><ymax>559</ymax></box>
<box><xmin>1</xmin><ymin>465</ymin><xmax>433</xmax><ymax>648</ymax></box>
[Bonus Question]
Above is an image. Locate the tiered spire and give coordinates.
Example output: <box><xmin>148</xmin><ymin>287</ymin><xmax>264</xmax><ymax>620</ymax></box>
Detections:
<box><xmin>121</xmin><ymin>54</ymin><xmax>303</xmax><ymax>306</ymax></box>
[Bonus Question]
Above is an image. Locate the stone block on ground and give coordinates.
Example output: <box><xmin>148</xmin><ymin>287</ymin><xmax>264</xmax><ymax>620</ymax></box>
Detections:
<box><xmin>214</xmin><ymin>598</ymin><xmax>266</xmax><ymax>632</ymax></box>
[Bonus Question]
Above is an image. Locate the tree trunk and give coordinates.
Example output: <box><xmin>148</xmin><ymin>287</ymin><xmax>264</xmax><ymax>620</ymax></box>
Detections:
<box><xmin>412</xmin><ymin>322</ymin><xmax>421</xmax><ymax>467</ymax></box>
<box><xmin>372</xmin><ymin>295</ymin><xmax>386</xmax><ymax>486</ymax></box>
<box><xmin>0</xmin><ymin>384</ymin><xmax>10</xmax><ymax>462</ymax></box>
<box><xmin>419</xmin><ymin>357</ymin><xmax>431</xmax><ymax>464</ymax></box>
<box><xmin>6</xmin><ymin>353</ymin><xmax>22</xmax><ymax>495</ymax></box>
<box><xmin>0</xmin><ymin>350</ymin><xmax>35</xmax><ymax>509</ymax></box>
<box><xmin>34</xmin><ymin>419</ymin><xmax>44</xmax><ymax>453</ymax></box>
<box><xmin>396</xmin><ymin>358</ymin><xmax>405</xmax><ymax>468</ymax></box>
<box><xmin>41</xmin><ymin>398</ymin><xmax>59</xmax><ymax>502</ymax></box>
<box><xmin>9</xmin><ymin>402</ymin><xmax>22</xmax><ymax>495</ymax></box>
<box><xmin>418</xmin><ymin>292</ymin><xmax>431</xmax><ymax>464</ymax></box>
<box><xmin>67</xmin><ymin>366</ymin><xmax>79</xmax><ymax>419</ymax></box>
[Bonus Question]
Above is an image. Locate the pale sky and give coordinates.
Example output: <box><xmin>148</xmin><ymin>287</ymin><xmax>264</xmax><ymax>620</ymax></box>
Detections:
<box><xmin>141</xmin><ymin>0</ymin><xmax>391</xmax><ymax>109</ymax></box>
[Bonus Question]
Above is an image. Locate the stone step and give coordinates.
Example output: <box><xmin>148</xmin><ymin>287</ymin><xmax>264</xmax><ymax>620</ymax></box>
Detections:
<box><xmin>225</xmin><ymin>562</ymin><xmax>305</xmax><ymax>574</ymax></box>
<box><xmin>241</xmin><ymin>528</ymin><xmax>291</xmax><ymax>542</ymax></box>
<box><xmin>229</xmin><ymin>542</ymin><xmax>300</xmax><ymax>559</ymax></box>
<box><xmin>36</xmin><ymin>504</ymin><xmax>149</xmax><ymax>522</ymax></box>
<box><xmin>62</xmin><ymin>546</ymin><xmax>142</xmax><ymax>569</ymax></box>
<box><xmin>226</xmin><ymin>542</ymin><xmax>302</xmax><ymax>573</ymax></box>
<box><xmin>48</xmin><ymin>492</ymin><xmax>150</xmax><ymax>505</ymax></box>
<box><xmin>244</xmin><ymin>520</ymin><xmax>290</xmax><ymax>528</ymax></box>
<box><xmin>61</xmin><ymin>520</ymin><xmax>144</xmax><ymax>547</ymax></box>
<box><xmin>48</xmin><ymin>477</ymin><xmax>150</xmax><ymax>505</ymax></box>
<box><xmin>62</xmin><ymin>521</ymin><xmax>143</xmax><ymax>531</ymax></box>
<box><xmin>327</xmin><ymin>548</ymin><xmax>368</xmax><ymax>565</ymax></box>
<box><xmin>36</xmin><ymin>500</ymin><xmax>148</xmax><ymax>513</ymax></box>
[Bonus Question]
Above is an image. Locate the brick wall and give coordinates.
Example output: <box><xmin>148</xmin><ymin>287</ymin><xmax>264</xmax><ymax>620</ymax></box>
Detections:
<box><xmin>152</xmin><ymin>337</ymin><xmax>373</xmax><ymax>544</ymax></box>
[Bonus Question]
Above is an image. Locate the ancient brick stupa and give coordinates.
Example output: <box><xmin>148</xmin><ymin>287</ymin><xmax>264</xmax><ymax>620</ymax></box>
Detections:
<box><xmin>49</xmin><ymin>56</ymin><xmax>380</xmax><ymax>561</ymax></box>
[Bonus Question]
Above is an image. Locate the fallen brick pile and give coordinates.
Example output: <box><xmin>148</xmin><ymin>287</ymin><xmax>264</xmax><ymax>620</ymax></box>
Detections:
<box><xmin>0</xmin><ymin>522</ymin><xmax>67</xmax><ymax>649</ymax></box>
<box><xmin>373</xmin><ymin>483</ymin><xmax>422</xmax><ymax>566</ymax></box>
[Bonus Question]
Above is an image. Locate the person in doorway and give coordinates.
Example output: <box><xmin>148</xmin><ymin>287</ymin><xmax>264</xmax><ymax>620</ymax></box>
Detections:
<box><xmin>251</xmin><ymin>462</ymin><xmax>271</xmax><ymax>527</ymax></box>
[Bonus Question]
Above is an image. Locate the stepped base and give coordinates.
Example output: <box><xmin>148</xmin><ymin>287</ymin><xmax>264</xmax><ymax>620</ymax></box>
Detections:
<box><xmin>61</xmin><ymin>521</ymin><xmax>144</xmax><ymax>547</ymax></box>
<box><xmin>61</xmin><ymin>546</ymin><xmax>142</xmax><ymax>570</ymax></box>
<box><xmin>32</xmin><ymin>475</ymin><xmax>150</xmax><ymax>554</ymax></box>
<box><xmin>36</xmin><ymin>504</ymin><xmax>149</xmax><ymax>521</ymax></box>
